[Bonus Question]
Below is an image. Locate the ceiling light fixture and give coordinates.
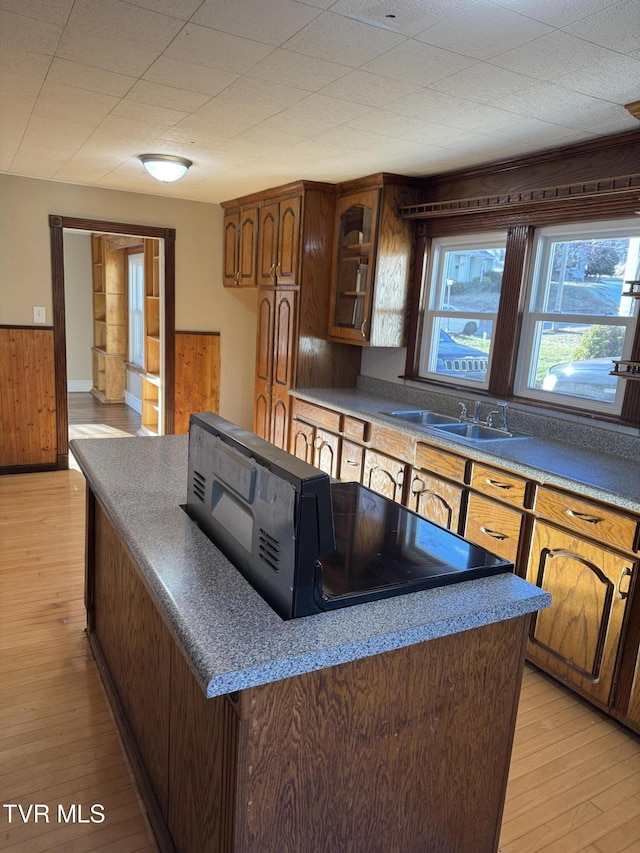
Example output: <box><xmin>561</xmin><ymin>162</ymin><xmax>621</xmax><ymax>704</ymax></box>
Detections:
<box><xmin>139</xmin><ymin>154</ymin><xmax>192</xmax><ymax>182</ymax></box>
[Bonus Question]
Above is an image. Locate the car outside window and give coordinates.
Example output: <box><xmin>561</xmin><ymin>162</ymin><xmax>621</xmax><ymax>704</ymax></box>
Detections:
<box><xmin>418</xmin><ymin>233</ymin><xmax>507</xmax><ymax>388</ymax></box>
<box><xmin>515</xmin><ymin>220</ymin><xmax>640</xmax><ymax>414</ymax></box>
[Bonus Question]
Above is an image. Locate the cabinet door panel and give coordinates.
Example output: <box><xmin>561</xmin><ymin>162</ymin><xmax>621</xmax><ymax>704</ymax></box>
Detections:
<box><xmin>258</xmin><ymin>202</ymin><xmax>279</xmax><ymax>286</ymax></box>
<box><xmin>340</xmin><ymin>439</ymin><xmax>364</xmax><ymax>483</ymax></box>
<box><xmin>272</xmin><ymin>291</ymin><xmax>296</xmax><ymax>390</ymax></box>
<box><xmin>276</xmin><ymin>197</ymin><xmax>300</xmax><ymax>286</ymax></box>
<box><xmin>223</xmin><ymin>210</ymin><xmax>239</xmax><ymax>286</ymax></box>
<box><xmin>409</xmin><ymin>471</ymin><xmax>462</xmax><ymax>533</ymax></box>
<box><xmin>290</xmin><ymin>421</ymin><xmax>314</xmax><ymax>464</ymax></box>
<box><xmin>270</xmin><ymin>396</ymin><xmax>289</xmax><ymax>451</ymax></box>
<box><xmin>363</xmin><ymin>449</ymin><xmax>405</xmax><ymax>503</ymax></box>
<box><xmin>253</xmin><ymin>291</ymin><xmax>275</xmax><ymax>440</ymax></box>
<box><xmin>238</xmin><ymin>206</ymin><xmax>258</xmax><ymax>287</ymax></box>
<box><xmin>314</xmin><ymin>428</ymin><xmax>339</xmax><ymax>478</ymax></box>
<box><xmin>526</xmin><ymin>521</ymin><xmax>633</xmax><ymax>705</ymax></box>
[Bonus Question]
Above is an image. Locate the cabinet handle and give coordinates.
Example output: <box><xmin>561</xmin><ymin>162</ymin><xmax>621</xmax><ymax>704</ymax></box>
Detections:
<box><xmin>397</xmin><ymin>469</ymin><xmax>404</xmax><ymax>486</ymax></box>
<box><xmin>346</xmin><ymin>459</ymin><xmax>359</xmax><ymax>467</ymax></box>
<box><xmin>480</xmin><ymin>526</ymin><xmax>507</xmax><ymax>541</ymax></box>
<box><xmin>566</xmin><ymin>509</ymin><xmax>601</xmax><ymax>525</ymax></box>
<box><xmin>618</xmin><ymin>567</ymin><xmax>632</xmax><ymax>600</ymax></box>
<box><xmin>361</xmin><ymin>319</ymin><xmax>368</xmax><ymax>339</ymax></box>
<box><xmin>269</xmin><ymin>263</ymin><xmax>276</xmax><ymax>284</ymax></box>
<box><xmin>234</xmin><ymin>269</ymin><xmax>241</xmax><ymax>285</ymax></box>
<box><xmin>314</xmin><ymin>437</ymin><xmax>324</xmax><ymax>449</ymax></box>
<box><xmin>275</xmin><ymin>262</ymin><xmax>281</xmax><ymax>279</ymax></box>
<box><xmin>411</xmin><ymin>477</ymin><xmax>425</xmax><ymax>494</ymax></box>
<box><xmin>486</xmin><ymin>478</ymin><xmax>512</xmax><ymax>490</ymax></box>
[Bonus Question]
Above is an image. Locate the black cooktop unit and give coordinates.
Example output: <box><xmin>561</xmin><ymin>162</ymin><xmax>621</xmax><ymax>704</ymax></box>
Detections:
<box><xmin>186</xmin><ymin>412</ymin><xmax>512</xmax><ymax>620</ymax></box>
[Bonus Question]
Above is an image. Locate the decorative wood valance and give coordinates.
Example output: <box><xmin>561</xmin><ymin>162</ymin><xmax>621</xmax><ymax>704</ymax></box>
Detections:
<box><xmin>400</xmin><ymin>174</ymin><xmax>640</xmax><ymax>221</ymax></box>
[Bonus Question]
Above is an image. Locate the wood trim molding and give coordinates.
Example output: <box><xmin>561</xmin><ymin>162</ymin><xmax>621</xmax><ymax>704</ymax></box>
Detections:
<box><xmin>49</xmin><ymin>215</ymin><xmax>177</xmax><ymax>467</ymax></box>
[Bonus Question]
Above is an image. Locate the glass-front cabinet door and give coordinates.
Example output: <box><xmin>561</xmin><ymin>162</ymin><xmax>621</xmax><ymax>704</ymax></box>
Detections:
<box><xmin>328</xmin><ymin>189</ymin><xmax>379</xmax><ymax>344</ymax></box>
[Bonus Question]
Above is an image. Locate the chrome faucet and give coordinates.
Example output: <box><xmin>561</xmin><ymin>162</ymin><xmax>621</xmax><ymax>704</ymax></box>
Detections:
<box><xmin>458</xmin><ymin>402</ymin><xmax>468</xmax><ymax>421</ymax></box>
<box><xmin>472</xmin><ymin>400</ymin><xmax>481</xmax><ymax>422</ymax></box>
<box><xmin>486</xmin><ymin>410</ymin><xmax>500</xmax><ymax>428</ymax></box>
<box><xmin>497</xmin><ymin>401</ymin><xmax>509</xmax><ymax>432</ymax></box>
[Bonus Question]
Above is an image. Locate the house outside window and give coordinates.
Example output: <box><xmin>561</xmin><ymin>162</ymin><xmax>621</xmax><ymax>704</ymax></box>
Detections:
<box><xmin>418</xmin><ymin>232</ymin><xmax>507</xmax><ymax>388</ymax></box>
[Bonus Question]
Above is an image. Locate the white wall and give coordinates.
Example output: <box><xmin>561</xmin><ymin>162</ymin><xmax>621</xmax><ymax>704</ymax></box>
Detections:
<box><xmin>0</xmin><ymin>174</ymin><xmax>256</xmax><ymax>429</ymax></box>
<box><xmin>360</xmin><ymin>347</ymin><xmax>406</xmax><ymax>384</ymax></box>
<box><xmin>63</xmin><ymin>232</ymin><xmax>93</xmax><ymax>386</ymax></box>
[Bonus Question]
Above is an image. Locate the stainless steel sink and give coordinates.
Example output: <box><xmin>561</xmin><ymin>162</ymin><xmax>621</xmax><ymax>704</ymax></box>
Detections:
<box><xmin>431</xmin><ymin>422</ymin><xmax>525</xmax><ymax>441</ymax></box>
<box><xmin>385</xmin><ymin>410</ymin><xmax>460</xmax><ymax>426</ymax></box>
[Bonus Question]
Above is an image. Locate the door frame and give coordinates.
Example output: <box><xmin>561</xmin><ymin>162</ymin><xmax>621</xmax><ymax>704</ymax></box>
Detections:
<box><xmin>49</xmin><ymin>215</ymin><xmax>176</xmax><ymax>468</ymax></box>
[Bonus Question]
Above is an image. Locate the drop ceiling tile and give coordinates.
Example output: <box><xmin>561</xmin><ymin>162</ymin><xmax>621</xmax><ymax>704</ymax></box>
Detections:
<box><xmin>0</xmin><ymin>10</ymin><xmax>62</xmax><ymax>54</ymax></box>
<box><xmin>414</xmin><ymin>1</ymin><xmax>552</xmax><ymax>60</ymax></box>
<box><xmin>491</xmin><ymin>31</ymin><xmax>618</xmax><ymax>80</ymax></box>
<box><xmin>32</xmin><ymin>97</ymin><xmax>110</xmax><ymax>128</ymax></box>
<box><xmin>329</xmin><ymin>0</ymin><xmax>477</xmax><ymax>37</ymax></box>
<box><xmin>202</xmin><ymin>77</ymin><xmax>309</xmax><ymax>124</ymax></box>
<box><xmin>0</xmin><ymin>92</ymin><xmax>35</xmax><ymax>122</ymax></box>
<box><xmin>126</xmin><ymin>80</ymin><xmax>210</xmax><ymax>113</ymax></box>
<box><xmin>248</xmin><ymin>49</ymin><xmax>350</xmax><ymax>92</ymax></box>
<box><xmin>564</xmin><ymin>0</ymin><xmax>640</xmax><ymax>54</ymax></box>
<box><xmin>0</xmin><ymin>0</ymin><xmax>73</xmax><ymax>26</ymax></box>
<box><xmin>56</xmin><ymin>30</ymin><xmax>161</xmax><ymax>76</ymax></box>
<box><xmin>343</xmin><ymin>109</ymin><xmax>432</xmax><ymax>142</ymax></box>
<box><xmin>112</xmin><ymin>98</ymin><xmax>188</xmax><ymax>128</ymax></box>
<box><xmin>319</xmin><ymin>69</ymin><xmax>420</xmax><ymax>106</ymax></box>
<box><xmin>165</xmin><ymin>112</ymin><xmax>252</xmax><ymax>144</ymax></box>
<box><xmin>429</xmin><ymin>62</ymin><xmax>539</xmax><ymax>102</ymax></box>
<box><xmin>589</xmin><ymin>114</ymin><xmax>640</xmax><ymax>135</ymax></box>
<box><xmin>121</xmin><ymin>0</ymin><xmax>203</xmax><ymax>20</ymax></box>
<box><xmin>9</xmin><ymin>149</ymin><xmax>69</xmax><ymax>177</ymax></box>
<box><xmin>314</xmin><ymin>124</ymin><xmax>382</xmax><ymax>149</ymax></box>
<box><xmin>46</xmin><ymin>58</ymin><xmax>136</xmax><ymax>97</ymax></box>
<box><xmin>65</xmin><ymin>0</ymin><xmax>184</xmax><ymax>52</ymax></box>
<box><xmin>52</xmin><ymin>159</ymin><xmax>117</xmax><ymax>182</ymax></box>
<box><xmin>39</xmin><ymin>80</ymin><xmax>119</xmax><ymax>113</ymax></box>
<box><xmin>262</xmin><ymin>138</ymin><xmax>349</xmax><ymax>166</ymax></box>
<box><xmin>94</xmin><ymin>113</ymin><xmax>180</xmax><ymax>146</ymax></box>
<box><xmin>164</xmin><ymin>24</ymin><xmax>273</xmax><ymax>74</ymax></box>
<box><xmin>192</xmin><ymin>0</ymin><xmax>322</xmax><ymax>46</ymax></box>
<box><xmin>488</xmin><ymin>0</ymin><xmax>621</xmax><ymax>27</ymax></box>
<box><xmin>22</xmin><ymin>114</ymin><xmax>97</xmax><ymax>144</ymax></box>
<box><xmin>554</xmin><ymin>55</ymin><xmax>640</xmax><ymax>103</ymax></box>
<box><xmin>490</xmin><ymin>83</ymin><xmax>628</xmax><ymax>130</ymax></box>
<box><xmin>143</xmin><ymin>57</ymin><xmax>239</xmax><ymax>97</ymax></box>
<box><xmin>362</xmin><ymin>40</ymin><xmax>476</xmax><ymax>86</ymax></box>
<box><xmin>0</xmin><ymin>69</ymin><xmax>43</xmax><ymax>97</ymax></box>
<box><xmin>0</xmin><ymin>47</ymin><xmax>51</xmax><ymax>77</ymax></box>
<box><xmin>293</xmin><ymin>0</ymin><xmax>336</xmax><ymax>8</ymax></box>
<box><xmin>232</xmin><ymin>124</ymin><xmax>307</xmax><ymax>151</ymax></box>
<box><xmin>282</xmin><ymin>11</ymin><xmax>405</xmax><ymax>67</ymax></box>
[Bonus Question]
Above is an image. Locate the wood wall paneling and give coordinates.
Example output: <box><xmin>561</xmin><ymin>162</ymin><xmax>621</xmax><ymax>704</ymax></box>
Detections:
<box><xmin>0</xmin><ymin>326</ymin><xmax>57</xmax><ymax>468</ymax></box>
<box><xmin>174</xmin><ymin>331</ymin><xmax>221</xmax><ymax>435</ymax></box>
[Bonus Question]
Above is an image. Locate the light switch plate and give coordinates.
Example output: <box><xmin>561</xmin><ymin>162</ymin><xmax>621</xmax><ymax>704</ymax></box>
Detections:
<box><xmin>33</xmin><ymin>306</ymin><xmax>46</xmax><ymax>323</ymax></box>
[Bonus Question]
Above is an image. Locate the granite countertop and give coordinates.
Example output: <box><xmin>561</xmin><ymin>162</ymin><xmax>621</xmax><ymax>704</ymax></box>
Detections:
<box><xmin>292</xmin><ymin>388</ymin><xmax>640</xmax><ymax>513</ymax></box>
<box><xmin>70</xmin><ymin>435</ymin><xmax>549</xmax><ymax>699</ymax></box>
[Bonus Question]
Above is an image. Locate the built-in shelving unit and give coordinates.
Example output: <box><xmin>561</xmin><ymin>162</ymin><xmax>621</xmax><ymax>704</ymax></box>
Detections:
<box><xmin>91</xmin><ymin>235</ymin><xmax>126</xmax><ymax>403</ymax></box>
<box><xmin>141</xmin><ymin>238</ymin><xmax>162</xmax><ymax>434</ymax></box>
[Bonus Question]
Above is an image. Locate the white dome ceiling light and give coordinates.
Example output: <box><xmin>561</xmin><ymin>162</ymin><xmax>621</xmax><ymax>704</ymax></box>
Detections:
<box><xmin>139</xmin><ymin>154</ymin><xmax>192</xmax><ymax>183</ymax></box>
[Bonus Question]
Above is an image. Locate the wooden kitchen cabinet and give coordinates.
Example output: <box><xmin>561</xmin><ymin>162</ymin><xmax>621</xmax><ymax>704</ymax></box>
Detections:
<box><xmin>339</xmin><ymin>439</ymin><xmax>364</xmax><ymax>483</ymax></box>
<box><xmin>363</xmin><ymin>448</ymin><xmax>407</xmax><ymax>504</ymax></box>
<box><xmin>257</xmin><ymin>196</ymin><xmax>300</xmax><ymax>287</ymax></box>
<box><xmin>464</xmin><ymin>493</ymin><xmax>524</xmax><ymax>564</ymax></box>
<box><xmin>222</xmin><ymin>205</ymin><xmax>258</xmax><ymax>287</ymax></box>
<box><xmin>525</xmin><ymin>519</ymin><xmax>634</xmax><ymax>708</ymax></box>
<box><xmin>408</xmin><ymin>469</ymin><xmax>463</xmax><ymax>532</ymax></box>
<box><xmin>327</xmin><ymin>175</ymin><xmax>419</xmax><ymax>347</ymax></box>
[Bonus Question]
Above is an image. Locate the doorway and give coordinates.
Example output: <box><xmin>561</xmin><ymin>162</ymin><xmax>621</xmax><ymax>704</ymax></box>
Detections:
<box><xmin>49</xmin><ymin>215</ymin><xmax>176</xmax><ymax>469</ymax></box>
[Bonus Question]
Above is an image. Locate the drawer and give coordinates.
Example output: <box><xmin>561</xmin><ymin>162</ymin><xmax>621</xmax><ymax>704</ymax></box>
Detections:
<box><xmin>339</xmin><ymin>439</ymin><xmax>364</xmax><ymax>483</ymax></box>
<box><xmin>343</xmin><ymin>415</ymin><xmax>370</xmax><ymax>443</ymax></box>
<box><xmin>368</xmin><ymin>424</ymin><xmax>413</xmax><ymax>462</ymax></box>
<box><xmin>464</xmin><ymin>494</ymin><xmax>523</xmax><ymax>564</ymax></box>
<box><xmin>293</xmin><ymin>400</ymin><xmax>341</xmax><ymax>433</ymax></box>
<box><xmin>414</xmin><ymin>442</ymin><xmax>467</xmax><ymax>484</ymax></box>
<box><xmin>535</xmin><ymin>486</ymin><xmax>638</xmax><ymax>553</ymax></box>
<box><xmin>470</xmin><ymin>463</ymin><xmax>528</xmax><ymax>508</ymax></box>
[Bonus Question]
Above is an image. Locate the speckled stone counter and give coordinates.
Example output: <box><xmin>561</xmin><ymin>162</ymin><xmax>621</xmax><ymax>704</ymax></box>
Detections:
<box><xmin>291</xmin><ymin>387</ymin><xmax>640</xmax><ymax>512</ymax></box>
<box><xmin>70</xmin><ymin>435</ymin><xmax>549</xmax><ymax>699</ymax></box>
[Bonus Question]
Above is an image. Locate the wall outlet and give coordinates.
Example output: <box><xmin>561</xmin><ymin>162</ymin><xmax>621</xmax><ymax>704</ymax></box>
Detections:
<box><xmin>33</xmin><ymin>306</ymin><xmax>46</xmax><ymax>324</ymax></box>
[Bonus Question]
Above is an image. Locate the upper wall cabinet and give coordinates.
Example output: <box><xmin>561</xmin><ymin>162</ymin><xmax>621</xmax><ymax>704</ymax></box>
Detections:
<box><xmin>257</xmin><ymin>196</ymin><xmax>301</xmax><ymax>287</ymax></box>
<box><xmin>327</xmin><ymin>176</ymin><xmax>419</xmax><ymax>348</ymax></box>
<box><xmin>222</xmin><ymin>205</ymin><xmax>258</xmax><ymax>287</ymax></box>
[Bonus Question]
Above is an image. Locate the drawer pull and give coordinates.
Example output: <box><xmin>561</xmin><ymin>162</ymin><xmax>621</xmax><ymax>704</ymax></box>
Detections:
<box><xmin>486</xmin><ymin>478</ymin><xmax>512</xmax><ymax>490</ymax></box>
<box><xmin>480</xmin><ymin>526</ymin><xmax>507</xmax><ymax>541</ymax></box>
<box><xmin>345</xmin><ymin>459</ymin><xmax>359</xmax><ymax>467</ymax></box>
<box><xmin>411</xmin><ymin>477</ymin><xmax>425</xmax><ymax>494</ymax></box>
<box><xmin>314</xmin><ymin>438</ymin><xmax>324</xmax><ymax>449</ymax></box>
<box><xmin>566</xmin><ymin>509</ymin><xmax>601</xmax><ymax>525</ymax></box>
<box><xmin>618</xmin><ymin>567</ymin><xmax>632</xmax><ymax>600</ymax></box>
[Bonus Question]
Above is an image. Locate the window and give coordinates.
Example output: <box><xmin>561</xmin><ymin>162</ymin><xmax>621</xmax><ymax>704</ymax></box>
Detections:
<box><xmin>516</xmin><ymin>220</ymin><xmax>640</xmax><ymax>415</ymax></box>
<box><xmin>418</xmin><ymin>233</ymin><xmax>507</xmax><ymax>388</ymax></box>
<box><xmin>128</xmin><ymin>253</ymin><xmax>144</xmax><ymax>368</ymax></box>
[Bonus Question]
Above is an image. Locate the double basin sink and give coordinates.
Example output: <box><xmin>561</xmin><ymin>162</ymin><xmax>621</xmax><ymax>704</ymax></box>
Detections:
<box><xmin>384</xmin><ymin>410</ymin><xmax>531</xmax><ymax>443</ymax></box>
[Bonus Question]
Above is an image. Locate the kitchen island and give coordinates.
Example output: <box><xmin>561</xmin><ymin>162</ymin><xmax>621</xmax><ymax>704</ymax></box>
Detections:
<box><xmin>72</xmin><ymin>434</ymin><xmax>549</xmax><ymax>853</ymax></box>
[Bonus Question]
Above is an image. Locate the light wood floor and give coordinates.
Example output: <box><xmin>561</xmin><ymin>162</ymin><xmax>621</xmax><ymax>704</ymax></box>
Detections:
<box><xmin>1</xmin><ymin>471</ymin><xmax>640</xmax><ymax>852</ymax></box>
<box><xmin>67</xmin><ymin>393</ymin><xmax>141</xmax><ymax>435</ymax></box>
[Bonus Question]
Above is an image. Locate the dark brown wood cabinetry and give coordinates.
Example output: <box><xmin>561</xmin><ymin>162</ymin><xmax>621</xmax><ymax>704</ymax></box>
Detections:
<box><xmin>257</xmin><ymin>196</ymin><xmax>300</xmax><ymax>287</ymax></box>
<box><xmin>222</xmin><ymin>205</ymin><xmax>258</xmax><ymax>288</ymax></box>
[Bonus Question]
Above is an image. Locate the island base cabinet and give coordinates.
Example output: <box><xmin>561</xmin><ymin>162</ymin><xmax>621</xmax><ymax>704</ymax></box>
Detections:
<box><xmin>88</xmin><ymin>488</ymin><xmax>531</xmax><ymax>853</ymax></box>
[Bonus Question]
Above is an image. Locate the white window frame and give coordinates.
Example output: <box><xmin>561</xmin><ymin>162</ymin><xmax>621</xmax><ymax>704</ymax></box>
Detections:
<box><xmin>418</xmin><ymin>231</ymin><xmax>507</xmax><ymax>389</ymax></box>
<box><xmin>515</xmin><ymin>218</ymin><xmax>640</xmax><ymax>415</ymax></box>
<box><xmin>128</xmin><ymin>252</ymin><xmax>145</xmax><ymax>369</ymax></box>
